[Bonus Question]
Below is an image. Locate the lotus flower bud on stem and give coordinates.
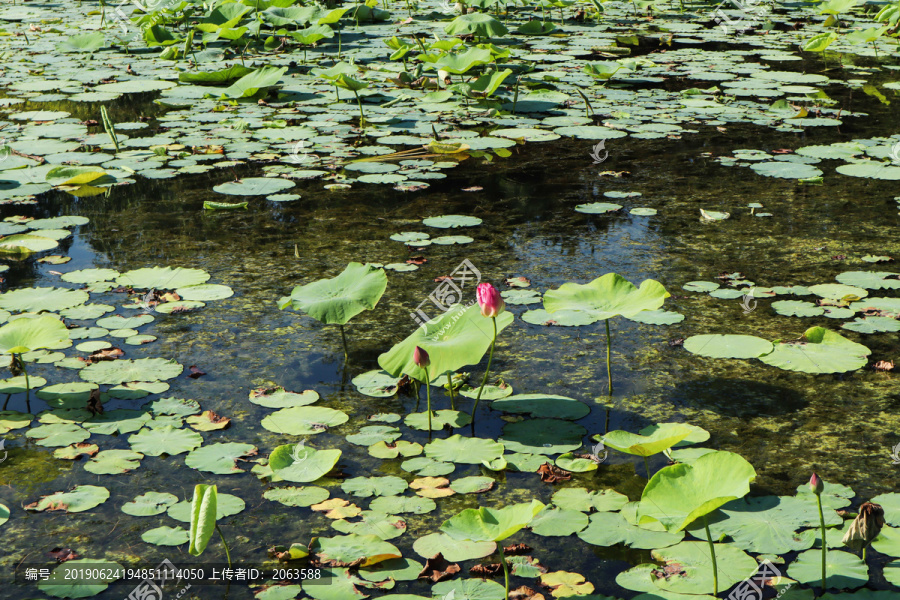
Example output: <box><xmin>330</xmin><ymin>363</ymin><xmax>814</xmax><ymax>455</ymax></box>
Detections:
<box><xmin>476</xmin><ymin>283</ymin><xmax>505</xmax><ymax>318</ymax></box>
<box><xmin>810</xmin><ymin>472</ymin><xmax>824</xmax><ymax>496</ymax></box>
<box><xmin>414</xmin><ymin>346</ymin><xmax>430</xmax><ymax>369</ymax></box>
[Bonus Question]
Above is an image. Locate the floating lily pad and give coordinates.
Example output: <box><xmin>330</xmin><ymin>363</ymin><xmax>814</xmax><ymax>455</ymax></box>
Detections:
<box><xmin>250</xmin><ymin>386</ymin><xmax>319</xmax><ymax>408</ymax></box>
<box><xmin>575</xmin><ymin>202</ymin><xmax>622</xmax><ymax>214</ymax></box>
<box><xmin>116</xmin><ymin>267</ymin><xmax>210</xmax><ymax>290</ymax></box>
<box><xmin>186</xmin><ymin>442</ymin><xmax>257</xmax><ymax>474</ymax></box>
<box><xmin>788</xmin><ymin>549</ymin><xmax>868</xmax><ymax>590</ymax></box>
<box><xmin>80</xmin><ymin>358</ymin><xmax>183</xmax><ymax>384</ymax></box>
<box><xmin>142</xmin><ymin>525</ymin><xmax>189</xmax><ymax>546</ymax></box>
<box><xmin>578</xmin><ymin>511</ymin><xmax>684</xmax><ymax>549</ymax></box>
<box><xmin>413</xmin><ymin>532</ymin><xmax>495</xmax><ymax>561</ymax></box>
<box><xmin>167</xmin><ymin>493</ymin><xmax>245</xmax><ymax>522</ymax></box>
<box><xmin>26</xmin><ymin>485</ymin><xmax>109</xmax><ymax>513</ymax></box>
<box><xmin>37</xmin><ymin>559</ymin><xmax>123</xmax><ymax>599</ymax></box>
<box><xmin>490</xmin><ymin>394</ymin><xmax>589</xmax><ymax>420</ymax></box>
<box><xmin>683</xmin><ymin>334</ymin><xmax>774</xmax><ymax>359</ymax></box>
<box><xmin>422</xmin><ymin>215</ymin><xmax>483</xmax><ymax>228</ymax></box>
<box><xmin>128</xmin><ymin>426</ymin><xmax>203</xmax><ymax>456</ymax></box>
<box><xmin>269</xmin><ymin>443</ymin><xmax>342</xmax><ymax>483</ymax></box>
<box><xmin>264</xmin><ymin>486</ymin><xmax>330</xmax><ymax>507</ymax></box>
<box><xmin>500</xmin><ymin>419</ymin><xmax>586</xmax><ymax>455</ymax></box>
<box><xmin>758</xmin><ymin>326</ymin><xmax>871</xmax><ymax>374</ymax></box>
<box><xmin>342</xmin><ymin>476</ymin><xmax>408</xmax><ymax>498</ymax></box>
<box><xmin>214</xmin><ymin>177</ymin><xmax>295</xmax><ymax>196</ymax></box>
<box><xmin>261</xmin><ymin>406</ymin><xmax>349</xmax><ymax>435</ymax></box>
<box><xmin>424</xmin><ymin>435</ymin><xmax>505</xmax><ymax>464</ymax></box>
<box><xmin>0</xmin><ymin>287</ymin><xmax>87</xmax><ymax>313</ymax></box>
<box><xmin>121</xmin><ymin>491</ymin><xmax>179</xmax><ymax>516</ymax></box>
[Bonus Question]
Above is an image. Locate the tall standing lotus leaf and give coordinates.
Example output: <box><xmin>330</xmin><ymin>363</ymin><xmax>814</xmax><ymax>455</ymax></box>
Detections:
<box><xmin>378</xmin><ymin>303</ymin><xmax>514</xmax><ymax>382</ymax></box>
<box><xmin>637</xmin><ymin>451</ymin><xmax>757</xmax><ymax>596</ymax></box>
<box><xmin>435</xmin><ymin>48</ymin><xmax>493</xmax><ymax>75</ymax></box>
<box><xmin>442</xmin><ymin>500</ymin><xmax>545</xmax><ymax>600</ymax></box>
<box><xmin>0</xmin><ymin>315</ymin><xmax>69</xmax><ymax>406</ymax></box>
<box><xmin>221</xmin><ymin>66</ymin><xmax>287</xmax><ymax>99</ymax></box>
<box><xmin>602</xmin><ymin>422</ymin><xmax>696</xmax><ymax>477</ymax></box>
<box><xmin>543</xmin><ymin>273</ymin><xmax>670</xmax><ymax>393</ymax></box>
<box><xmin>444</xmin><ymin>13</ymin><xmax>509</xmax><ymax>39</ymax></box>
<box><xmin>278</xmin><ymin>262</ymin><xmax>387</xmax><ymax>359</ymax></box>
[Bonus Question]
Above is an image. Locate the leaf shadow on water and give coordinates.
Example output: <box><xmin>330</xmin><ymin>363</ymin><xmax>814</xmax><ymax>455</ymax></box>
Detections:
<box><xmin>671</xmin><ymin>378</ymin><xmax>807</xmax><ymax>418</ymax></box>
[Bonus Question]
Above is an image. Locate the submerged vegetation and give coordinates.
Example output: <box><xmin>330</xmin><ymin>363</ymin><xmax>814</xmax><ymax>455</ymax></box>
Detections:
<box><xmin>0</xmin><ymin>0</ymin><xmax>899</xmax><ymax>598</ymax></box>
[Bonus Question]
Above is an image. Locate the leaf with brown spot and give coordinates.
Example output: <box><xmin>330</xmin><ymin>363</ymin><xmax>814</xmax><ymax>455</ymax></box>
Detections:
<box><xmin>48</xmin><ymin>548</ymin><xmax>78</xmax><ymax>563</ymax></box>
<box><xmin>418</xmin><ymin>553</ymin><xmax>461</xmax><ymax>582</ymax></box>
<box><xmin>406</xmin><ymin>256</ymin><xmax>427</xmax><ymax>265</ymax></box>
<box><xmin>505</xmin><ymin>277</ymin><xmax>531</xmax><ymax>288</ymax></box>
<box><xmin>511</xmin><ymin>586</ymin><xmax>546</xmax><ymax>600</ymax></box>
<box><xmin>537</xmin><ymin>463</ymin><xmax>571</xmax><ymax>484</ymax></box>
<box><xmin>53</xmin><ymin>443</ymin><xmax>100</xmax><ymax>460</ymax></box>
<box><xmin>311</xmin><ymin>498</ymin><xmax>361</xmax><ymax>519</ymax></box>
<box><xmin>186</xmin><ymin>410</ymin><xmax>231</xmax><ymax>431</ymax></box>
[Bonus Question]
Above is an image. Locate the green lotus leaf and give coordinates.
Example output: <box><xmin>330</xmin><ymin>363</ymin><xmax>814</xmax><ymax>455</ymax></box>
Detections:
<box><xmin>352</xmin><ymin>370</ymin><xmax>402</xmax><ymax>397</ymax></box>
<box><xmin>401</xmin><ymin>456</ymin><xmax>455</xmax><ymax>476</ymax></box>
<box><xmin>0</xmin><ymin>287</ymin><xmax>87</xmax><ymax>313</ymax></box>
<box><xmin>26</xmin><ymin>485</ymin><xmax>109</xmax><ymax>513</ymax></box>
<box><xmin>808</xmin><ymin>283</ymin><xmax>868</xmax><ymax>301</ymax></box>
<box><xmin>186</xmin><ymin>442</ymin><xmax>257</xmax><ymax>474</ymax></box>
<box><xmin>261</xmin><ymin>406</ymin><xmax>349</xmax><ymax>435</ymax></box>
<box><xmin>368</xmin><ymin>440</ymin><xmax>423</xmax><ymax>459</ymax></box>
<box><xmin>555</xmin><ymin>453</ymin><xmax>599</xmax><ymax>472</ymax></box>
<box><xmin>404</xmin><ymin>410</ymin><xmax>471</xmax><ymax>431</ymax></box>
<box><xmin>698</xmin><ymin>496</ymin><xmax>817</xmax><ymax>554</ymax></box>
<box><xmin>450</xmin><ymin>476</ymin><xmax>495</xmax><ymax>494</ymax></box>
<box><xmin>544</xmin><ymin>273</ymin><xmax>670</xmax><ymax>321</ymax></box>
<box><xmin>121</xmin><ymin>491</ymin><xmax>179</xmax><ymax>516</ymax></box>
<box><xmin>264</xmin><ymin>486</ymin><xmax>330</xmax><ymax>507</ymax></box>
<box><xmin>834</xmin><ymin>271</ymin><xmax>900</xmax><ymax>290</ymax></box>
<box><xmin>788</xmin><ymin>549</ymin><xmax>867</xmax><ymax>590</ymax></box>
<box><xmin>772</xmin><ymin>300</ymin><xmax>824</xmax><ymax>317</ymax></box>
<box><xmin>371</xmin><ymin>495</ymin><xmax>435</xmax><ymax>516</ymax></box>
<box><xmin>346</xmin><ymin>425</ymin><xmax>400</xmax><ymax>446</ymax></box>
<box><xmin>758</xmin><ymin>326</ymin><xmax>871</xmax><ymax>374</ymax></box>
<box><xmin>441</xmin><ymin>500</ymin><xmax>546</xmax><ymax>542</ymax></box>
<box><xmin>332</xmin><ymin>511</ymin><xmax>407</xmax><ymax>540</ymax></box>
<box><xmin>269</xmin><ymin>442</ymin><xmax>342</xmax><ymax>482</ymax></box>
<box><xmin>342</xmin><ymin>476</ymin><xmax>408</xmax><ymax>498</ymax></box>
<box><xmin>143</xmin><ymin>396</ymin><xmax>199</xmax><ymax>415</ymax></box>
<box><xmin>379</xmin><ymin>303</ymin><xmax>513</xmax><ymax>381</ymax></box>
<box><xmin>84</xmin><ymin>449</ymin><xmax>143</xmax><ymax>475</ymax></box>
<box><xmin>490</xmin><ymin>394</ymin><xmax>589</xmax><ymax>420</ymax></box>
<box><xmin>116</xmin><ymin>267</ymin><xmax>210</xmax><ymax>289</ymax></box>
<box><xmin>682</xmin><ymin>334</ymin><xmax>773</xmax><ymax>359</ymax></box>
<box><xmin>842</xmin><ymin>316</ymin><xmax>900</xmax><ymax>334</ymax></box>
<box><xmin>422</xmin><ymin>214</ymin><xmax>483</xmax><ymax>228</ymax></box>
<box><xmin>58</xmin><ymin>32</ymin><xmax>105</xmax><ymax>53</ymax></box>
<box><xmin>26</xmin><ymin>423</ymin><xmax>89</xmax><ymax>447</ymax></box>
<box><xmin>413</xmin><ymin>532</ymin><xmax>495</xmax><ymax>561</ymax></box>
<box><xmin>128</xmin><ymin>426</ymin><xmax>203</xmax><ymax>456</ymax></box>
<box><xmin>602</xmin><ymin>423</ymin><xmax>695</xmax><ymax>457</ymax></box>
<box><xmin>279</xmin><ymin>262</ymin><xmax>387</xmax><ymax>326</ymax></box>
<box><xmin>578</xmin><ymin>511</ymin><xmax>685</xmax><ymax>549</ymax></box>
<box><xmin>310</xmin><ymin>534</ymin><xmax>401</xmax><ymax>568</ymax></box>
<box><xmin>529</xmin><ymin>508</ymin><xmax>589</xmax><ymax>537</ymax></box>
<box><xmin>37</xmin><ymin>559</ymin><xmax>123</xmax><ymax>599</ymax></box>
<box><xmin>650</xmin><ymin>541</ymin><xmax>758</xmax><ymax>595</ymax></box>
<box><xmin>637</xmin><ymin>450</ymin><xmax>756</xmax><ymax>532</ymax></box>
<box><xmin>444</xmin><ymin>14</ymin><xmax>508</xmax><ymax>38</ymax></box>
<box><xmin>142</xmin><ymin>525</ymin><xmax>190</xmax><ymax>546</ymax></box>
<box><xmin>249</xmin><ymin>386</ymin><xmax>319</xmax><ymax>408</ymax></box>
<box><xmin>0</xmin><ymin>234</ymin><xmax>59</xmax><ymax>256</ymax></box>
<box><xmin>221</xmin><ymin>66</ymin><xmax>287</xmax><ymax>99</ymax></box>
<box><xmin>214</xmin><ymin>177</ymin><xmax>295</xmax><ymax>196</ymax></box>
<box><xmin>575</xmin><ymin>202</ymin><xmax>622</xmax><ymax>214</ymax></box>
<box><xmin>80</xmin><ymin>358</ymin><xmax>183</xmax><ymax>384</ymax></box>
<box><xmin>432</xmin><ymin>579</ymin><xmax>506</xmax><ymax>600</ymax></box>
<box><xmin>0</xmin><ymin>502</ymin><xmax>9</xmax><ymax>527</ymax></box>
<box><xmin>0</xmin><ymin>314</ymin><xmax>69</xmax><ymax>354</ymax></box>
<box><xmin>424</xmin><ymin>434</ymin><xmax>504</xmax><ymax>464</ymax></box>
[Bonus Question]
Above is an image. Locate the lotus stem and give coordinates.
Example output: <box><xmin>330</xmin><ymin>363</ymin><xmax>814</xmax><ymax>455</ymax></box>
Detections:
<box><xmin>339</xmin><ymin>324</ymin><xmax>348</xmax><ymax>360</ymax></box>
<box><xmin>352</xmin><ymin>89</ymin><xmax>365</xmax><ymax>128</ymax></box>
<box><xmin>424</xmin><ymin>365</ymin><xmax>432</xmax><ymax>435</ymax></box>
<box><xmin>643</xmin><ymin>456</ymin><xmax>651</xmax><ymax>479</ymax></box>
<box><xmin>215</xmin><ymin>524</ymin><xmax>232</xmax><ymax>569</ymax></box>
<box><xmin>604</xmin><ymin>319</ymin><xmax>613</xmax><ymax>394</ymax></box>
<box><xmin>472</xmin><ymin>316</ymin><xmax>498</xmax><ymax>424</ymax></box>
<box><xmin>18</xmin><ymin>354</ymin><xmax>30</xmax><ymax>409</ymax></box>
<box><xmin>447</xmin><ymin>372</ymin><xmax>455</xmax><ymax>410</ymax></box>
<box><xmin>816</xmin><ymin>493</ymin><xmax>827</xmax><ymax>593</ymax></box>
<box><xmin>499</xmin><ymin>543</ymin><xmax>510</xmax><ymax>600</ymax></box>
<box><xmin>703</xmin><ymin>515</ymin><xmax>718</xmax><ymax>597</ymax></box>
<box><xmin>414</xmin><ymin>380</ymin><xmax>420</xmax><ymax>412</ymax></box>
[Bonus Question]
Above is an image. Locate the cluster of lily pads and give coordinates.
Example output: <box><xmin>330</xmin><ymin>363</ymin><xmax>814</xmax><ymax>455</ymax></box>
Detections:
<box><xmin>2</xmin><ymin>0</ymin><xmax>900</xmax><ymax>204</ymax></box>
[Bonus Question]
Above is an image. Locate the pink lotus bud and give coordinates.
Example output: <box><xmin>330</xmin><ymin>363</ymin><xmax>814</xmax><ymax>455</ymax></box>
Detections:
<box><xmin>413</xmin><ymin>346</ymin><xmax>430</xmax><ymax>368</ymax></box>
<box><xmin>476</xmin><ymin>283</ymin><xmax>505</xmax><ymax>318</ymax></box>
<box><xmin>810</xmin><ymin>473</ymin><xmax>824</xmax><ymax>496</ymax></box>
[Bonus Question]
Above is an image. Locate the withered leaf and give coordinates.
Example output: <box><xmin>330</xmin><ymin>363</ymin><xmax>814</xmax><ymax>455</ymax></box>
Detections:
<box><xmin>510</xmin><ymin>586</ymin><xmax>546</xmax><ymax>600</ymax></box>
<box><xmin>503</xmin><ymin>543</ymin><xmax>533</xmax><ymax>556</ymax></box>
<box><xmin>418</xmin><ymin>553</ymin><xmax>461</xmax><ymax>583</ymax></box>
<box><xmin>48</xmin><ymin>548</ymin><xmax>78</xmax><ymax>563</ymax></box>
<box><xmin>188</xmin><ymin>365</ymin><xmax>206</xmax><ymax>379</ymax></box>
<box><xmin>537</xmin><ymin>463</ymin><xmax>571</xmax><ymax>484</ymax></box>
<box><xmin>470</xmin><ymin>563</ymin><xmax>501</xmax><ymax>577</ymax></box>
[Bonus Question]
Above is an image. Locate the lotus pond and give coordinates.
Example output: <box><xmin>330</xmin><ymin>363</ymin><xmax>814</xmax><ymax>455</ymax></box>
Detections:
<box><xmin>2</xmin><ymin>0</ymin><xmax>900</xmax><ymax>599</ymax></box>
